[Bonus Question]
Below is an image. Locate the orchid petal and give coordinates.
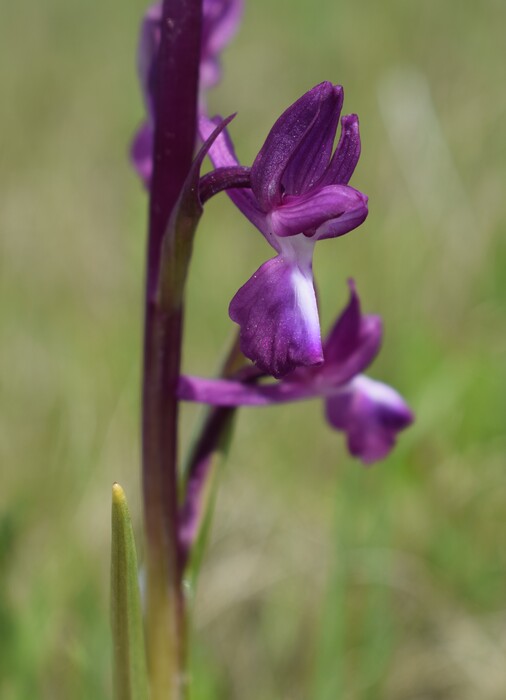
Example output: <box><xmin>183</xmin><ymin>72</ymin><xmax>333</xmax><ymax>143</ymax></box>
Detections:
<box><xmin>200</xmin><ymin>0</ymin><xmax>243</xmax><ymax>89</ymax></box>
<box><xmin>137</xmin><ymin>0</ymin><xmax>242</xmax><ymax>109</ymax></box>
<box><xmin>199</xmin><ymin>116</ymin><xmax>270</xmax><ymax>238</ymax></box>
<box><xmin>269</xmin><ymin>185</ymin><xmax>367</xmax><ymax>238</ymax></box>
<box><xmin>178</xmin><ymin>375</ymin><xmax>319</xmax><ymax>406</ymax></box>
<box><xmin>202</xmin><ymin>0</ymin><xmax>244</xmax><ymax>65</ymax></box>
<box><xmin>315</xmin><ymin>197</ymin><xmax>368</xmax><ymax>240</ymax></box>
<box><xmin>130</xmin><ymin>121</ymin><xmax>154</xmax><ymax>189</ymax></box>
<box><xmin>137</xmin><ymin>2</ymin><xmax>162</xmax><ymax>119</ymax></box>
<box><xmin>318</xmin><ymin>114</ymin><xmax>361</xmax><ymax>187</ymax></box>
<box><xmin>229</xmin><ymin>236</ymin><xmax>323</xmax><ymax>378</ymax></box>
<box><xmin>281</xmin><ymin>85</ymin><xmax>343</xmax><ymax>195</ymax></box>
<box><xmin>199</xmin><ymin>115</ymin><xmax>240</xmax><ymax>168</ymax></box>
<box><xmin>250</xmin><ymin>82</ymin><xmax>336</xmax><ymax>211</ymax></box>
<box><xmin>321</xmin><ymin>280</ymin><xmax>382</xmax><ymax>381</ymax></box>
<box><xmin>325</xmin><ymin>375</ymin><xmax>414</xmax><ymax>464</ymax></box>
<box><xmin>199</xmin><ymin>59</ymin><xmax>222</xmax><ymax>92</ymax></box>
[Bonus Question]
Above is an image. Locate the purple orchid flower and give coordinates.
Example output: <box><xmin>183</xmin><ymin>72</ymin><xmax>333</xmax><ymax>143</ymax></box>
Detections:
<box><xmin>200</xmin><ymin>82</ymin><xmax>369</xmax><ymax>378</ymax></box>
<box><xmin>131</xmin><ymin>0</ymin><xmax>243</xmax><ymax>188</ymax></box>
<box><xmin>179</xmin><ymin>281</ymin><xmax>413</xmax><ymax>464</ymax></box>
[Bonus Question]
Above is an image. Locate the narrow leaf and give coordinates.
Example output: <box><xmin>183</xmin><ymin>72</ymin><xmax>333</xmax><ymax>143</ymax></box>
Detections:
<box><xmin>111</xmin><ymin>483</ymin><xmax>149</xmax><ymax>700</ymax></box>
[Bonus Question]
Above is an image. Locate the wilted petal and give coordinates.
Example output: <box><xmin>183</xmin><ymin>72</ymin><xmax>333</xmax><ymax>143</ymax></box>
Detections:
<box><xmin>325</xmin><ymin>375</ymin><xmax>414</xmax><ymax>464</ymax></box>
<box><xmin>251</xmin><ymin>82</ymin><xmax>336</xmax><ymax>211</ymax></box>
<box><xmin>229</xmin><ymin>235</ymin><xmax>323</xmax><ymax>378</ymax></box>
<box><xmin>318</xmin><ymin>114</ymin><xmax>361</xmax><ymax>187</ymax></box>
<box><xmin>130</xmin><ymin>121</ymin><xmax>154</xmax><ymax>189</ymax></box>
<box><xmin>281</xmin><ymin>85</ymin><xmax>343</xmax><ymax>195</ymax></box>
<box><xmin>270</xmin><ymin>185</ymin><xmax>367</xmax><ymax>238</ymax></box>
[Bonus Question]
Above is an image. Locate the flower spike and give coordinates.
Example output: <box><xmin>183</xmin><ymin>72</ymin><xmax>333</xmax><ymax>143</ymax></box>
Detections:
<box><xmin>202</xmin><ymin>84</ymin><xmax>368</xmax><ymax>377</ymax></box>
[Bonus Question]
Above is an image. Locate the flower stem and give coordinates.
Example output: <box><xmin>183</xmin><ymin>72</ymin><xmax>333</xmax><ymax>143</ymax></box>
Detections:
<box><xmin>141</xmin><ymin>0</ymin><xmax>202</xmax><ymax>698</ymax></box>
<box><xmin>179</xmin><ymin>334</ymin><xmax>247</xmax><ymax>578</ymax></box>
<box><xmin>142</xmin><ymin>303</ymin><xmax>186</xmax><ymax>699</ymax></box>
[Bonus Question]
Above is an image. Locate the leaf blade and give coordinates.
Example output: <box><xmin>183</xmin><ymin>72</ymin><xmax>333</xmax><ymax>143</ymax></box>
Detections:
<box><xmin>111</xmin><ymin>483</ymin><xmax>149</xmax><ymax>700</ymax></box>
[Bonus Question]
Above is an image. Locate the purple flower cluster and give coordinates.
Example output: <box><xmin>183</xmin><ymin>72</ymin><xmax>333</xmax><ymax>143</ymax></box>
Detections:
<box><xmin>180</xmin><ymin>281</ymin><xmax>413</xmax><ymax>464</ymax></box>
<box><xmin>131</xmin><ymin>0</ymin><xmax>413</xmax><ymax>464</ymax></box>
<box><xmin>131</xmin><ymin>0</ymin><xmax>243</xmax><ymax>188</ymax></box>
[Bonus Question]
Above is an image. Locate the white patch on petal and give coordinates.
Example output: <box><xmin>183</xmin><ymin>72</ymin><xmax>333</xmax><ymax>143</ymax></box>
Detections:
<box><xmin>290</xmin><ymin>266</ymin><xmax>320</xmax><ymax>345</ymax></box>
<box><xmin>351</xmin><ymin>375</ymin><xmax>406</xmax><ymax>409</ymax></box>
<box><xmin>277</xmin><ymin>231</ymin><xmax>314</xmax><ymax>264</ymax></box>
<box><xmin>278</xmin><ymin>233</ymin><xmax>321</xmax><ymax>351</ymax></box>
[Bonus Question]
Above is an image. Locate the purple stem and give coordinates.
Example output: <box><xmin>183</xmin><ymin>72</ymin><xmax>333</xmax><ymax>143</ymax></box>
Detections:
<box><xmin>146</xmin><ymin>0</ymin><xmax>202</xmax><ymax>302</ymax></box>
<box><xmin>141</xmin><ymin>0</ymin><xmax>202</xmax><ymax>696</ymax></box>
<box><xmin>199</xmin><ymin>165</ymin><xmax>251</xmax><ymax>203</ymax></box>
<box><xmin>179</xmin><ymin>405</ymin><xmax>235</xmax><ymax>563</ymax></box>
<box><xmin>179</xmin><ymin>335</ymin><xmax>247</xmax><ymax>568</ymax></box>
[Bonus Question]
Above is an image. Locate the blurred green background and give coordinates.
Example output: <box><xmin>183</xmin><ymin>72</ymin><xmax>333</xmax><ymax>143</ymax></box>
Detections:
<box><xmin>1</xmin><ymin>0</ymin><xmax>506</xmax><ymax>697</ymax></box>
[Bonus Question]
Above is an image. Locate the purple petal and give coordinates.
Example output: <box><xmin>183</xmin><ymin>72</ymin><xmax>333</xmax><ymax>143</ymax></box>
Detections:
<box><xmin>199</xmin><ymin>115</ymin><xmax>240</xmax><ymax>168</ymax></box>
<box><xmin>136</xmin><ymin>0</ymin><xmax>242</xmax><ymax>116</ymax></box>
<box><xmin>324</xmin><ymin>280</ymin><xmax>362</xmax><ymax>362</ymax></box>
<box><xmin>250</xmin><ymin>82</ymin><xmax>336</xmax><ymax>211</ymax></box>
<box><xmin>201</xmin><ymin>0</ymin><xmax>244</xmax><ymax>89</ymax></box>
<box><xmin>325</xmin><ymin>375</ymin><xmax>414</xmax><ymax>464</ymax></box>
<box><xmin>200</xmin><ymin>59</ymin><xmax>222</xmax><ymax>91</ymax></box>
<box><xmin>281</xmin><ymin>85</ymin><xmax>343</xmax><ymax>196</ymax></box>
<box><xmin>315</xmin><ymin>198</ymin><xmax>368</xmax><ymax>240</ymax></box>
<box><xmin>203</xmin><ymin>0</ymin><xmax>244</xmax><ymax>54</ymax></box>
<box><xmin>322</xmin><ymin>279</ymin><xmax>382</xmax><ymax>379</ymax></box>
<box><xmin>178</xmin><ymin>114</ymin><xmax>238</xmax><ymax>215</ymax></box>
<box><xmin>318</xmin><ymin>114</ymin><xmax>362</xmax><ymax>187</ymax></box>
<box><xmin>270</xmin><ymin>185</ymin><xmax>367</xmax><ymax>238</ymax></box>
<box><xmin>137</xmin><ymin>2</ymin><xmax>162</xmax><ymax>119</ymax></box>
<box><xmin>229</xmin><ymin>236</ymin><xmax>323</xmax><ymax>378</ymax></box>
<box><xmin>130</xmin><ymin>121</ymin><xmax>154</xmax><ymax>189</ymax></box>
<box><xmin>178</xmin><ymin>374</ymin><xmax>319</xmax><ymax>406</ymax></box>
<box><xmin>199</xmin><ymin>115</ymin><xmax>272</xmax><ymax>243</ymax></box>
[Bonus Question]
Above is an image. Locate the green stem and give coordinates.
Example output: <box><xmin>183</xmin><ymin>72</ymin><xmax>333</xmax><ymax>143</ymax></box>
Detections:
<box><xmin>142</xmin><ymin>302</ymin><xmax>186</xmax><ymax>700</ymax></box>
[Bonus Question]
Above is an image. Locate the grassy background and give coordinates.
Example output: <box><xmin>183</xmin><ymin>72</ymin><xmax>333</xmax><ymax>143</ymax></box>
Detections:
<box><xmin>1</xmin><ymin>0</ymin><xmax>506</xmax><ymax>697</ymax></box>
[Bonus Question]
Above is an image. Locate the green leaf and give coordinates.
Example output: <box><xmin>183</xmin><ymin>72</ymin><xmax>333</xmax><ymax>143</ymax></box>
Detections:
<box><xmin>111</xmin><ymin>483</ymin><xmax>149</xmax><ymax>700</ymax></box>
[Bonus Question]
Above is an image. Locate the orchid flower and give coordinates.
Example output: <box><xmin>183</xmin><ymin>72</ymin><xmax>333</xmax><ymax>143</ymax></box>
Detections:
<box><xmin>131</xmin><ymin>0</ymin><xmax>243</xmax><ymax>187</ymax></box>
<box><xmin>179</xmin><ymin>281</ymin><xmax>413</xmax><ymax>464</ymax></box>
<box><xmin>200</xmin><ymin>82</ymin><xmax>369</xmax><ymax>378</ymax></box>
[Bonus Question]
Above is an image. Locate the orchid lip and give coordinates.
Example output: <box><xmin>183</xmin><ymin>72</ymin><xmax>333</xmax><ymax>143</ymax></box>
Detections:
<box><xmin>229</xmin><ymin>234</ymin><xmax>323</xmax><ymax>378</ymax></box>
<box><xmin>269</xmin><ymin>185</ymin><xmax>368</xmax><ymax>239</ymax></box>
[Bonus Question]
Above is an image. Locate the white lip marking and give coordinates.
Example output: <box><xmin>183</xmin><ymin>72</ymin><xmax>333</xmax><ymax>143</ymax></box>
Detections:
<box><xmin>278</xmin><ymin>234</ymin><xmax>321</xmax><ymax>348</ymax></box>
